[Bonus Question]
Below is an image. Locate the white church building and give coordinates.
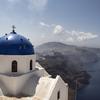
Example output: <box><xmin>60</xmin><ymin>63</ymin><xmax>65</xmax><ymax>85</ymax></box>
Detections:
<box><xmin>0</xmin><ymin>27</ymin><xmax>68</xmax><ymax>100</ymax></box>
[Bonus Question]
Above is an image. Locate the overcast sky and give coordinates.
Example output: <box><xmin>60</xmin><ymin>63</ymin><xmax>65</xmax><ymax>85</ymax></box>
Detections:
<box><xmin>0</xmin><ymin>0</ymin><xmax>100</xmax><ymax>47</ymax></box>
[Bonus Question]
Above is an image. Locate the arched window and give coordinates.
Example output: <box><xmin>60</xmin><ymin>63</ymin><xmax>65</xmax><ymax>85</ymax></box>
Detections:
<box><xmin>57</xmin><ymin>91</ymin><xmax>60</xmax><ymax>100</ymax></box>
<box><xmin>30</xmin><ymin>60</ymin><xmax>33</xmax><ymax>70</ymax></box>
<box><xmin>12</xmin><ymin>60</ymin><xmax>17</xmax><ymax>72</ymax></box>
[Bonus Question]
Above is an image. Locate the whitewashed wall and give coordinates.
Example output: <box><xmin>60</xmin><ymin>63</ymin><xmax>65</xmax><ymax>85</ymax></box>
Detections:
<box><xmin>0</xmin><ymin>66</ymin><xmax>49</xmax><ymax>97</ymax></box>
<box><xmin>0</xmin><ymin>71</ymin><xmax>34</xmax><ymax>96</ymax></box>
<box><xmin>0</xmin><ymin>55</ymin><xmax>36</xmax><ymax>74</ymax></box>
<box><xmin>48</xmin><ymin>76</ymin><xmax>68</xmax><ymax>100</ymax></box>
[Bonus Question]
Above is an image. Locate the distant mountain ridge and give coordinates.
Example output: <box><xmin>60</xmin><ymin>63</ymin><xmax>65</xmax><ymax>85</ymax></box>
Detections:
<box><xmin>36</xmin><ymin>42</ymin><xmax>100</xmax><ymax>65</ymax></box>
<box><xmin>36</xmin><ymin>42</ymin><xmax>100</xmax><ymax>54</ymax></box>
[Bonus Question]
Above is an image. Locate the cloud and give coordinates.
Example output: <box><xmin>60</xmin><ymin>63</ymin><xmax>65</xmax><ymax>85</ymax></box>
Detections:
<box><xmin>71</xmin><ymin>31</ymin><xmax>98</xmax><ymax>41</ymax></box>
<box><xmin>39</xmin><ymin>22</ymin><xmax>98</xmax><ymax>44</ymax></box>
<box><xmin>66</xmin><ymin>37</ymin><xmax>74</xmax><ymax>42</ymax></box>
<box><xmin>40</xmin><ymin>22</ymin><xmax>50</xmax><ymax>27</ymax></box>
<box><xmin>53</xmin><ymin>25</ymin><xmax>64</xmax><ymax>34</ymax></box>
<box><xmin>53</xmin><ymin>25</ymin><xmax>98</xmax><ymax>42</ymax></box>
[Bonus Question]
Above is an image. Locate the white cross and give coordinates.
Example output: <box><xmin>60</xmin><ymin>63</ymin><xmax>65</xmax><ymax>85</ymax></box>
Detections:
<box><xmin>12</xmin><ymin>25</ymin><xmax>16</xmax><ymax>31</ymax></box>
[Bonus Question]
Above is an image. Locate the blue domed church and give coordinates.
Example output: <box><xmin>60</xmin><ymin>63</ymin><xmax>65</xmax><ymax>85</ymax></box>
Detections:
<box><xmin>0</xmin><ymin>26</ymin><xmax>68</xmax><ymax>100</ymax></box>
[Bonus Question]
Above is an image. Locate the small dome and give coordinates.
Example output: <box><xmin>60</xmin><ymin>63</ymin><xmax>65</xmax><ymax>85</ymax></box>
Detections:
<box><xmin>0</xmin><ymin>31</ymin><xmax>34</xmax><ymax>55</ymax></box>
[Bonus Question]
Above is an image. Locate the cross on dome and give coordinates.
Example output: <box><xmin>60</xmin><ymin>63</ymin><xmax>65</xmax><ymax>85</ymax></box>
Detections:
<box><xmin>12</xmin><ymin>25</ymin><xmax>16</xmax><ymax>32</ymax></box>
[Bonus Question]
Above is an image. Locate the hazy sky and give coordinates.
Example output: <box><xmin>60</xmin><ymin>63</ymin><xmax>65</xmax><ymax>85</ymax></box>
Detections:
<box><xmin>0</xmin><ymin>0</ymin><xmax>100</xmax><ymax>47</ymax></box>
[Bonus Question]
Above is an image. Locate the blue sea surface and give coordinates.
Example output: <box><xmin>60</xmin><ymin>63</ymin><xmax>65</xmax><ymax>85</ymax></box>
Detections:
<box><xmin>77</xmin><ymin>61</ymin><xmax>100</xmax><ymax>100</ymax></box>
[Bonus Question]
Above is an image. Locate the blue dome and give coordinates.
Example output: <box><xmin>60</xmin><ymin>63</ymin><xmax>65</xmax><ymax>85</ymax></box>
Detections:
<box><xmin>0</xmin><ymin>31</ymin><xmax>34</xmax><ymax>55</ymax></box>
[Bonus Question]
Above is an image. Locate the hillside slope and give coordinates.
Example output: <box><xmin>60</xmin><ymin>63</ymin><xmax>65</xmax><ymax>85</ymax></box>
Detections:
<box><xmin>35</xmin><ymin>42</ymin><xmax>100</xmax><ymax>88</ymax></box>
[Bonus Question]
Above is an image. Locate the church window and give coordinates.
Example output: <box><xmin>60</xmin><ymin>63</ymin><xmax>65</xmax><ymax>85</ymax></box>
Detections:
<box><xmin>30</xmin><ymin>60</ymin><xmax>33</xmax><ymax>70</ymax></box>
<box><xmin>57</xmin><ymin>91</ymin><xmax>60</xmax><ymax>100</ymax></box>
<box><xmin>12</xmin><ymin>60</ymin><xmax>17</xmax><ymax>72</ymax></box>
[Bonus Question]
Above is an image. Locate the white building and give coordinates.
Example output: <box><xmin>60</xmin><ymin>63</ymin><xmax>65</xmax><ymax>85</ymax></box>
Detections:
<box><xmin>0</xmin><ymin>27</ymin><xmax>68</xmax><ymax>100</ymax></box>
